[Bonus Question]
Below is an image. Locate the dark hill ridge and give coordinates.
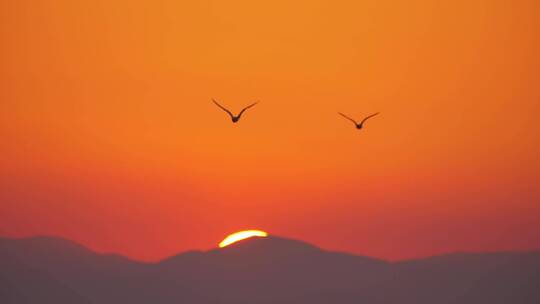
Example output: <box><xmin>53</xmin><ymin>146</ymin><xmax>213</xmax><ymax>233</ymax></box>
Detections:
<box><xmin>1</xmin><ymin>235</ymin><xmax>539</xmax><ymax>304</ymax></box>
<box><xmin>161</xmin><ymin>235</ymin><xmax>386</xmax><ymax>267</ymax></box>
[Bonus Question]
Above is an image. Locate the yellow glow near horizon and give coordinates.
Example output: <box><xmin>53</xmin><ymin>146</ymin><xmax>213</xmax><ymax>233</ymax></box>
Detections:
<box><xmin>219</xmin><ymin>230</ymin><xmax>268</xmax><ymax>248</ymax></box>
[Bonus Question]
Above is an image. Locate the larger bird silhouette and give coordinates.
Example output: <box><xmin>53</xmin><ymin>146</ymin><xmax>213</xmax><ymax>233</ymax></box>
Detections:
<box><xmin>338</xmin><ymin>112</ymin><xmax>380</xmax><ymax>130</ymax></box>
<box><xmin>212</xmin><ymin>99</ymin><xmax>259</xmax><ymax>123</ymax></box>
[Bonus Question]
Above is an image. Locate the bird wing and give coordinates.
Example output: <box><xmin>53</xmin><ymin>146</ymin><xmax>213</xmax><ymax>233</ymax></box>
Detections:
<box><xmin>237</xmin><ymin>101</ymin><xmax>259</xmax><ymax>118</ymax></box>
<box><xmin>360</xmin><ymin>112</ymin><xmax>380</xmax><ymax>125</ymax></box>
<box><xmin>338</xmin><ymin>112</ymin><xmax>358</xmax><ymax>125</ymax></box>
<box><xmin>212</xmin><ymin>99</ymin><xmax>234</xmax><ymax>118</ymax></box>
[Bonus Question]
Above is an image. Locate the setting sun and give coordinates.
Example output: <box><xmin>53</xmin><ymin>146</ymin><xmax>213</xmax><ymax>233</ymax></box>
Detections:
<box><xmin>219</xmin><ymin>230</ymin><xmax>269</xmax><ymax>248</ymax></box>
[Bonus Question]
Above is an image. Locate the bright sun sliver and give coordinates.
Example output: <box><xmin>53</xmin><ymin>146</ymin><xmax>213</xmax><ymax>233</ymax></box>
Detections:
<box><xmin>219</xmin><ymin>230</ymin><xmax>268</xmax><ymax>248</ymax></box>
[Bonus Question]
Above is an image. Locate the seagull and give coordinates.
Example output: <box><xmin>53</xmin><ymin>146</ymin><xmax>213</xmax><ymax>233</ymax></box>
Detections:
<box><xmin>212</xmin><ymin>99</ymin><xmax>259</xmax><ymax>123</ymax></box>
<box><xmin>338</xmin><ymin>112</ymin><xmax>380</xmax><ymax>130</ymax></box>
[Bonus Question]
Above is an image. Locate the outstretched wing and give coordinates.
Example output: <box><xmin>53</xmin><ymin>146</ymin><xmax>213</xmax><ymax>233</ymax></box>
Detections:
<box><xmin>212</xmin><ymin>99</ymin><xmax>234</xmax><ymax>118</ymax></box>
<box><xmin>360</xmin><ymin>112</ymin><xmax>380</xmax><ymax>125</ymax></box>
<box><xmin>338</xmin><ymin>112</ymin><xmax>358</xmax><ymax>125</ymax></box>
<box><xmin>237</xmin><ymin>101</ymin><xmax>259</xmax><ymax>118</ymax></box>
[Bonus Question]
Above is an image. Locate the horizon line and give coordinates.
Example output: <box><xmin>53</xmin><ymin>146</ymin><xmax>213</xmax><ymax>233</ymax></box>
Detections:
<box><xmin>2</xmin><ymin>234</ymin><xmax>539</xmax><ymax>264</ymax></box>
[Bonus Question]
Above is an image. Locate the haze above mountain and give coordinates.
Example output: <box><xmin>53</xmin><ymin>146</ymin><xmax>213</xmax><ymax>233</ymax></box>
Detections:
<box><xmin>1</xmin><ymin>235</ymin><xmax>539</xmax><ymax>304</ymax></box>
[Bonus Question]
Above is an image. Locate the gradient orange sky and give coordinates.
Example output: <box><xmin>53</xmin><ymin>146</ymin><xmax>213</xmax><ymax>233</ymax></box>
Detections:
<box><xmin>1</xmin><ymin>0</ymin><xmax>539</xmax><ymax>261</ymax></box>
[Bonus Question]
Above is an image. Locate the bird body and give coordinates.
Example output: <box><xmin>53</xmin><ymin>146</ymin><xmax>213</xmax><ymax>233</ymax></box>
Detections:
<box><xmin>212</xmin><ymin>99</ymin><xmax>258</xmax><ymax>123</ymax></box>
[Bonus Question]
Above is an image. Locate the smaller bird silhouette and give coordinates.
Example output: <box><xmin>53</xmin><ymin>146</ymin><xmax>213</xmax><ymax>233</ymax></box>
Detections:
<box><xmin>212</xmin><ymin>99</ymin><xmax>259</xmax><ymax>123</ymax></box>
<box><xmin>338</xmin><ymin>112</ymin><xmax>380</xmax><ymax>130</ymax></box>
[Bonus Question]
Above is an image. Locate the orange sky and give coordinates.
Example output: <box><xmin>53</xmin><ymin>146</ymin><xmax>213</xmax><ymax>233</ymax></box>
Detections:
<box><xmin>1</xmin><ymin>0</ymin><xmax>539</xmax><ymax>261</ymax></box>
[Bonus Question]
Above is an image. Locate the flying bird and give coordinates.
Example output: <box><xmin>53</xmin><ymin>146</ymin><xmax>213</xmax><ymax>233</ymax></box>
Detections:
<box><xmin>338</xmin><ymin>112</ymin><xmax>380</xmax><ymax>130</ymax></box>
<box><xmin>212</xmin><ymin>99</ymin><xmax>259</xmax><ymax>123</ymax></box>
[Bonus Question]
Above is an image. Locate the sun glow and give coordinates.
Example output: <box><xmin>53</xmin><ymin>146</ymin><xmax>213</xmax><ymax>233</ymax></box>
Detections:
<box><xmin>219</xmin><ymin>230</ymin><xmax>268</xmax><ymax>248</ymax></box>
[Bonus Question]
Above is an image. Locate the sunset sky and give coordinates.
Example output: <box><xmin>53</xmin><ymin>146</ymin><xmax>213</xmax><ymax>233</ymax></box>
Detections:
<box><xmin>1</xmin><ymin>0</ymin><xmax>539</xmax><ymax>261</ymax></box>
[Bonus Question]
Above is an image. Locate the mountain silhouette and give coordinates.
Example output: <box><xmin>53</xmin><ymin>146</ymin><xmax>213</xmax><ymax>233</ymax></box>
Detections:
<box><xmin>1</xmin><ymin>236</ymin><xmax>539</xmax><ymax>304</ymax></box>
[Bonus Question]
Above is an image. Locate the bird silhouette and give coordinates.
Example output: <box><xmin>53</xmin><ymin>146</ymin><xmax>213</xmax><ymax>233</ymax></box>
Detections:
<box><xmin>212</xmin><ymin>99</ymin><xmax>259</xmax><ymax>123</ymax></box>
<box><xmin>338</xmin><ymin>112</ymin><xmax>380</xmax><ymax>129</ymax></box>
